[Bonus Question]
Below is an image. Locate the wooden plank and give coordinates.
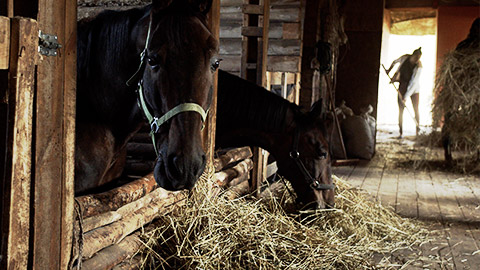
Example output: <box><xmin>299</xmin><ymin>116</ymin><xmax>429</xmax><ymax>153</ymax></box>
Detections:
<box><xmin>2</xmin><ymin>17</ymin><xmax>38</xmax><ymax>270</ymax></box>
<box><xmin>220</xmin><ymin>38</ymin><xmax>301</xmax><ymax>56</ymax></box>
<box><xmin>218</xmin><ymin>54</ymin><xmax>241</xmax><ymax>72</ymax></box>
<box><xmin>376</xmin><ymin>170</ymin><xmax>398</xmax><ymax>210</ymax></box>
<box><xmin>241</xmin><ymin>26</ymin><xmax>264</xmax><ymax>37</ymax></box>
<box><xmin>283</xmin><ymin>22</ymin><xmax>300</xmax><ymax>39</ymax></box>
<box><xmin>344</xmin><ymin>161</ymin><xmax>369</xmax><ymax>188</ymax></box>
<box><xmin>61</xmin><ymin>0</ymin><xmax>77</xmax><ymax>268</ymax></box>
<box><xmin>430</xmin><ymin>171</ymin><xmax>463</xmax><ymax>223</ymax></box>
<box><xmin>220</xmin><ymin>22</ymin><xmax>283</xmax><ymax>39</ymax></box>
<box><xmin>0</xmin><ymin>17</ymin><xmax>9</xmax><ymax>70</ymax></box>
<box><xmin>204</xmin><ymin>0</ymin><xmax>220</xmax><ymax>166</ymax></box>
<box><xmin>267</xmin><ymin>55</ymin><xmax>300</xmax><ymax>72</ymax></box>
<box><xmin>415</xmin><ymin>171</ymin><xmax>441</xmax><ymax>221</ymax></box>
<box><xmin>268</xmin><ymin>39</ymin><xmax>301</xmax><ymax>56</ymax></box>
<box><xmin>395</xmin><ymin>170</ymin><xmax>418</xmax><ymax>218</ymax></box>
<box><xmin>242</xmin><ymin>4</ymin><xmax>263</xmax><ymax>15</ymax></box>
<box><xmin>299</xmin><ymin>0</ymin><xmax>320</xmax><ymax>109</ymax></box>
<box><xmin>359</xmin><ymin>165</ymin><xmax>383</xmax><ymax>198</ymax></box>
<box><xmin>445</xmin><ymin>173</ymin><xmax>480</xmax><ymax>222</ymax></box>
<box><xmin>34</xmin><ymin>0</ymin><xmax>76</xmax><ymax>268</ymax></box>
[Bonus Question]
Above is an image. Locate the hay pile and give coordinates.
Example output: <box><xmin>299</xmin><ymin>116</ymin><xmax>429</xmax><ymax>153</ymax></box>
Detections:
<box><xmin>133</xmin><ymin>171</ymin><xmax>428</xmax><ymax>269</ymax></box>
<box><xmin>433</xmin><ymin>47</ymin><xmax>480</xmax><ymax>171</ymax></box>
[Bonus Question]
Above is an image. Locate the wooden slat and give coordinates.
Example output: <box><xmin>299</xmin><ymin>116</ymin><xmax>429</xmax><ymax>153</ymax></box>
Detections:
<box><xmin>299</xmin><ymin>0</ymin><xmax>320</xmax><ymax>109</ymax></box>
<box><xmin>415</xmin><ymin>171</ymin><xmax>441</xmax><ymax>221</ymax></box>
<box><xmin>395</xmin><ymin>170</ymin><xmax>418</xmax><ymax>218</ymax></box>
<box><xmin>282</xmin><ymin>22</ymin><xmax>300</xmax><ymax>39</ymax></box>
<box><xmin>2</xmin><ymin>17</ymin><xmax>38</xmax><ymax>270</ymax></box>
<box><xmin>376</xmin><ymin>170</ymin><xmax>398</xmax><ymax>210</ymax></box>
<box><xmin>241</xmin><ymin>26</ymin><xmax>264</xmax><ymax>37</ymax></box>
<box><xmin>267</xmin><ymin>55</ymin><xmax>300</xmax><ymax>72</ymax></box>
<box><xmin>34</xmin><ymin>0</ymin><xmax>76</xmax><ymax>268</ymax></box>
<box><xmin>204</xmin><ymin>0</ymin><xmax>220</xmax><ymax>168</ymax></box>
<box><xmin>242</xmin><ymin>4</ymin><xmax>264</xmax><ymax>14</ymax></box>
<box><xmin>0</xmin><ymin>17</ymin><xmax>9</xmax><ymax>70</ymax></box>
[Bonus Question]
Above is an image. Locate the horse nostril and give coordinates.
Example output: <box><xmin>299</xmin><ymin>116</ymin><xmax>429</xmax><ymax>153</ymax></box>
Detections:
<box><xmin>167</xmin><ymin>154</ymin><xmax>180</xmax><ymax>177</ymax></box>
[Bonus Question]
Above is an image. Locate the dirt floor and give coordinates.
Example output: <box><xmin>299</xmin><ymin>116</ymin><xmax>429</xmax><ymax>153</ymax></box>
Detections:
<box><xmin>333</xmin><ymin>125</ymin><xmax>480</xmax><ymax>269</ymax></box>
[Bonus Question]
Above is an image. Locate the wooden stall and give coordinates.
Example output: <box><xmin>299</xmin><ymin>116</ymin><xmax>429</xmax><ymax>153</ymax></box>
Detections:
<box><xmin>0</xmin><ymin>0</ymin><xmax>220</xmax><ymax>268</ymax></box>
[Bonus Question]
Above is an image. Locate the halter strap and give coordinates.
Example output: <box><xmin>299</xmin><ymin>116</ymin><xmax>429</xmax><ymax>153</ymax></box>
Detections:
<box><xmin>289</xmin><ymin>127</ymin><xmax>335</xmax><ymax>191</ymax></box>
<box><xmin>126</xmin><ymin>14</ymin><xmax>209</xmax><ymax>156</ymax></box>
<box><xmin>126</xmin><ymin>16</ymin><xmax>153</xmax><ymax>87</ymax></box>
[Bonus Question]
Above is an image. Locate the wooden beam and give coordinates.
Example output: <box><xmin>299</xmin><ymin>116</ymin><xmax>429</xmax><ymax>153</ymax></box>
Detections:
<box><xmin>1</xmin><ymin>17</ymin><xmax>38</xmax><ymax>270</ymax></box>
<box><xmin>34</xmin><ymin>0</ymin><xmax>76</xmax><ymax>268</ymax></box>
<box><xmin>299</xmin><ymin>0</ymin><xmax>321</xmax><ymax>110</ymax></box>
<box><xmin>204</xmin><ymin>0</ymin><xmax>220</xmax><ymax>170</ymax></box>
<box><xmin>0</xmin><ymin>17</ymin><xmax>9</xmax><ymax>70</ymax></box>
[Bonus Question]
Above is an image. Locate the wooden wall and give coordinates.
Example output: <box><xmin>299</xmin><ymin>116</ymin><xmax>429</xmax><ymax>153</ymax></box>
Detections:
<box><xmin>335</xmin><ymin>0</ymin><xmax>384</xmax><ymax>118</ymax></box>
<box><xmin>436</xmin><ymin>6</ymin><xmax>479</xmax><ymax>68</ymax></box>
<box><xmin>219</xmin><ymin>0</ymin><xmax>303</xmax><ymax>75</ymax></box>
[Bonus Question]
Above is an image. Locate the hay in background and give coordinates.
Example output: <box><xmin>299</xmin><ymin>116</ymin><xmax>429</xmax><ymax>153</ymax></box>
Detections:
<box><xmin>136</xmin><ymin>172</ymin><xmax>428</xmax><ymax>269</ymax></box>
<box><xmin>432</xmin><ymin>48</ymin><xmax>480</xmax><ymax>172</ymax></box>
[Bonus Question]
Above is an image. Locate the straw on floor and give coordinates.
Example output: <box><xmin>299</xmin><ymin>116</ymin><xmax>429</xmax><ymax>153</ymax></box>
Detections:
<box><xmin>133</xmin><ymin>168</ymin><xmax>428</xmax><ymax>270</ymax></box>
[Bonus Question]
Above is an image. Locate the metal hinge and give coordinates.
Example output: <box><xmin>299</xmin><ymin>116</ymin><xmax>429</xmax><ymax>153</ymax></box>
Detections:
<box><xmin>38</xmin><ymin>31</ymin><xmax>61</xmax><ymax>56</ymax></box>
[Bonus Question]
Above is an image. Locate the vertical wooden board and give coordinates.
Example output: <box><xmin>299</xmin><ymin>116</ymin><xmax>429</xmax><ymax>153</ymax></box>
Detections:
<box><xmin>34</xmin><ymin>0</ymin><xmax>73</xmax><ymax>268</ymax></box>
<box><xmin>298</xmin><ymin>0</ymin><xmax>320</xmax><ymax>110</ymax></box>
<box><xmin>203</xmin><ymin>0</ymin><xmax>220</xmax><ymax>167</ymax></box>
<box><xmin>4</xmin><ymin>17</ymin><xmax>38</xmax><ymax>270</ymax></box>
<box><xmin>0</xmin><ymin>17</ymin><xmax>9</xmax><ymax>70</ymax></box>
<box><xmin>60</xmin><ymin>0</ymin><xmax>76</xmax><ymax>268</ymax></box>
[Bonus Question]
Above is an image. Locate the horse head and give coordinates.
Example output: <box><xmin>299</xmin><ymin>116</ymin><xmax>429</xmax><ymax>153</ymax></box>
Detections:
<box><xmin>276</xmin><ymin>100</ymin><xmax>335</xmax><ymax>209</ymax></box>
<box><xmin>137</xmin><ymin>0</ymin><xmax>219</xmax><ymax>190</ymax></box>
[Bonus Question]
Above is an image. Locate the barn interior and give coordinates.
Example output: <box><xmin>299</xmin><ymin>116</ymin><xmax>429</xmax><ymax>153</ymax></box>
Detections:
<box><xmin>1</xmin><ymin>0</ymin><xmax>479</xmax><ymax>269</ymax></box>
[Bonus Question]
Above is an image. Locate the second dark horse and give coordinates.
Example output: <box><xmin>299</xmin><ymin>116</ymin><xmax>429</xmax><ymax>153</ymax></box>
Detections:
<box><xmin>75</xmin><ymin>0</ymin><xmax>219</xmax><ymax>194</ymax></box>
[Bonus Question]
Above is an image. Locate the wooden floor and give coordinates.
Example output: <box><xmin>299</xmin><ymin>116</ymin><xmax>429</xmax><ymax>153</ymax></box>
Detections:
<box><xmin>333</xmin><ymin>128</ymin><xmax>480</xmax><ymax>269</ymax></box>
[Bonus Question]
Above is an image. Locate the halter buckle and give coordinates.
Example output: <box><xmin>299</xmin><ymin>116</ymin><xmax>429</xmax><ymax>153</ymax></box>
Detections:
<box><xmin>310</xmin><ymin>180</ymin><xmax>320</xmax><ymax>189</ymax></box>
<box><xmin>151</xmin><ymin>117</ymin><xmax>160</xmax><ymax>133</ymax></box>
<box><xmin>289</xmin><ymin>151</ymin><xmax>300</xmax><ymax>159</ymax></box>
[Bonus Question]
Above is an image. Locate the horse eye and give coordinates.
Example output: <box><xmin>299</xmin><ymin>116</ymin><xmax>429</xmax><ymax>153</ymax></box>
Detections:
<box><xmin>147</xmin><ymin>57</ymin><xmax>159</xmax><ymax>69</ymax></box>
<box><xmin>318</xmin><ymin>150</ymin><xmax>327</xmax><ymax>160</ymax></box>
<box><xmin>211</xmin><ymin>58</ymin><xmax>222</xmax><ymax>71</ymax></box>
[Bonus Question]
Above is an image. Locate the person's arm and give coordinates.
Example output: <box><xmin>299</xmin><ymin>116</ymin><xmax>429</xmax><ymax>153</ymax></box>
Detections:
<box><xmin>387</xmin><ymin>55</ymin><xmax>407</xmax><ymax>74</ymax></box>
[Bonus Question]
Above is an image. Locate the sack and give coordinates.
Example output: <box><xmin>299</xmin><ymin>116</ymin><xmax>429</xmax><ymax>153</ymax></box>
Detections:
<box><xmin>341</xmin><ymin>106</ymin><xmax>376</xmax><ymax>160</ymax></box>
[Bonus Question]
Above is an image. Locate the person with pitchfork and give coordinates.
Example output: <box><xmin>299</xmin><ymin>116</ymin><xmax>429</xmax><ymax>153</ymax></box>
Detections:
<box><xmin>386</xmin><ymin>47</ymin><xmax>423</xmax><ymax>136</ymax></box>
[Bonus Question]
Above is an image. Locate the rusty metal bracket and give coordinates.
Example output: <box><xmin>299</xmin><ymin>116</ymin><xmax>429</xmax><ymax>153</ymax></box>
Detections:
<box><xmin>38</xmin><ymin>31</ymin><xmax>61</xmax><ymax>56</ymax></box>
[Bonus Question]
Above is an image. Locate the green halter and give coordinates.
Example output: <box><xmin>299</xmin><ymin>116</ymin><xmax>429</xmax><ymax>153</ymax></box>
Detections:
<box><xmin>126</xmin><ymin>15</ymin><xmax>209</xmax><ymax>156</ymax></box>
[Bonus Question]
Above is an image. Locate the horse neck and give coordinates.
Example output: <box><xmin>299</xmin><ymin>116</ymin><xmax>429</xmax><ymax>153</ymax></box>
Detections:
<box><xmin>216</xmin><ymin>108</ymin><xmax>297</xmax><ymax>158</ymax></box>
<box><xmin>77</xmin><ymin>7</ymin><xmax>149</xmax><ymax>141</ymax></box>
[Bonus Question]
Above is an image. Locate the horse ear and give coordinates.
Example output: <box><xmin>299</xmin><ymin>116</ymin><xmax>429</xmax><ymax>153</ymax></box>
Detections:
<box><xmin>310</xmin><ymin>99</ymin><xmax>325</xmax><ymax>120</ymax></box>
<box><xmin>151</xmin><ymin>0</ymin><xmax>174</xmax><ymax>12</ymax></box>
<box><xmin>189</xmin><ymin>0</ymin><xmax>213</xmax><ymax>14</ymax></box>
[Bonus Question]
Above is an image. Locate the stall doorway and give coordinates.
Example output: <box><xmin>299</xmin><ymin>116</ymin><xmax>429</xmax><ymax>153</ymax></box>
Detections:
<box><xmin>377</xmin><ymin>10</ymin><xmax>437</xmax><ymax>136</ymax></box>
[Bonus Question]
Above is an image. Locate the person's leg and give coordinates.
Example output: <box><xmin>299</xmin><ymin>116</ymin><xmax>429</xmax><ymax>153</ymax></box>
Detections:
<box><xmin>411</xmin><ymin>93</ymin><xmax>420</xmax><ymax>135</ymax></box>
<box><xmin>397</xmin><ymin>94</ymin><xmax>404</xmax><ymax>136</ymax></box>
<box><xmin>397</xmin><ymin>83</ymin><xmax>407</xmax><ymax>137</ymax></box>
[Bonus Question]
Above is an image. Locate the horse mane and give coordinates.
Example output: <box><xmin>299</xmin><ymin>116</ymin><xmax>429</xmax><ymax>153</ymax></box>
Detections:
<box><xmin>217</xmin><ymin>70</ymin><xmax>301</xmax><ymax>133</ymax></box>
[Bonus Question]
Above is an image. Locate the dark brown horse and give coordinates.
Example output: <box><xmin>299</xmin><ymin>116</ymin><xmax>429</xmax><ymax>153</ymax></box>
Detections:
<box><xmin>75</xmin><ymin>0</ymin><xmax>219</xmax><ymax>194</ymax></box>
<box><xmin>216</xmin><ymin>70</ymin><xmax>335</xmax><ymax>209</ymax></box>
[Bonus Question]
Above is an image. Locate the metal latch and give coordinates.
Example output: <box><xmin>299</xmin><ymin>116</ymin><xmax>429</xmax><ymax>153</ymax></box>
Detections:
<box><xmin>38</xmin><ymin>31</ymin><xmax>61</xmax><ymax>56</ymax></box>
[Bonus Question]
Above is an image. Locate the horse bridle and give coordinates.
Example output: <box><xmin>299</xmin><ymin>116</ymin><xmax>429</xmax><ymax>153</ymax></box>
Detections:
<box><xmin>126</xmin><ymin>15</ymin><xmax>209</xmax><ymax>156</ymax></box>
<box><xmin>289</xmin><ymin>127</ymin><xmax>335</xmax><ymax>191</ymax></box>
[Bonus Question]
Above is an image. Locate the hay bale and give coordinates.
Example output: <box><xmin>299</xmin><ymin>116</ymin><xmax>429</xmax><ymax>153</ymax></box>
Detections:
<box><xmin>135</xmin><ymin>174</ymin><xmax>428</xmax><ymax>269</ymax></box>
<box><xmin>433</xmin><ymin>47</ymin><xmax>480</xmax><ymax>172</ymax></box>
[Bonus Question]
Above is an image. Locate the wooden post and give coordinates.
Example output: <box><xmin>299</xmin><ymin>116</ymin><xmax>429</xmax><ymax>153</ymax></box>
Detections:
<box><xmin>299</xmin><ymin>0</ymin><xmax>321</xmax><ymax>110</ymax></box>
<box><xmin>1</xmin><ymin>17</ymin><xmax>38</xmax><ymax>270</ymax></box>
<box><xmin>33</xmin><ymin>0</ymin><xmax>76</xmax><ymax>268</ymax></box>
<box><xmin>203</xmin><ymin>0</ymin><xmax>220</xmax><ymax>168</ymax></box>
<box><xmin>240</xmin><ymin>0</ymin><xmax>270</xmax><ymax>195</ymax></box>
<box><xmin>0</xmin><ymin>17</ymin><xmax>9</xmax><ymax>70</ymax></box>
